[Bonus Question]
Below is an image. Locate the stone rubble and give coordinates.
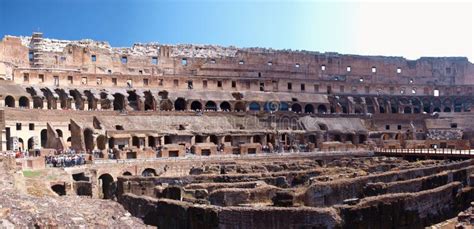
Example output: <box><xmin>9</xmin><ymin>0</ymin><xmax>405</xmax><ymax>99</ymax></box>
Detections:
<box><xmin>0</xmin><ymin>157</ymin><xmax>146</xmax><ymax>228</ymax></box>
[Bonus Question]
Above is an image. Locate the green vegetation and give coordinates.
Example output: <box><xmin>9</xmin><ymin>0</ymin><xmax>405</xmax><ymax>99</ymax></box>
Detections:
<box><xmin>23</xmin><ymin>170</ymin><xmax>42</xmax><ymax>178</ymax></box>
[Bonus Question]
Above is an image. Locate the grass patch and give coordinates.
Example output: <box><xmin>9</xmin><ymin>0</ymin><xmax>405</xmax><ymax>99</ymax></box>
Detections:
<box><xmin>23</xmin><ymin>170</ymin><xmax>42</xmax><ymax>178</ymax></box>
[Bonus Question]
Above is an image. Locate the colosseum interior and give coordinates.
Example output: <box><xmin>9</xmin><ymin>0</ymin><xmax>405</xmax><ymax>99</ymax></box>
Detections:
<box><xmin>1</xmin><ymin>32</ymin><xmax>474</xmax><ymax>227</ymax></box>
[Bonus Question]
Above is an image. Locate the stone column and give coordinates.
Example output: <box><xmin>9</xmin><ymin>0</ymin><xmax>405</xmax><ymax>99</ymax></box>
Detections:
<box><xmin>43</xmin><ymin>100</ymin><xmax>48</xmax><ymax>110</ymax></box>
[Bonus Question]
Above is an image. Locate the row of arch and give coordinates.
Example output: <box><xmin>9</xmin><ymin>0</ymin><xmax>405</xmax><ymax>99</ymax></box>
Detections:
<box><xmin>331</xmin><ymin>96</ymin><xmax>474</xmax><ymax>114</ymax></box>
<box><xmin>172</xmin><ymin>98</ymin><xmax>329</xmax><ymax>114</ymax></box>
<box><xmin>6</xmin><ymin>87</ymin><xmax>474</xmax><ymax>115</ymax></box>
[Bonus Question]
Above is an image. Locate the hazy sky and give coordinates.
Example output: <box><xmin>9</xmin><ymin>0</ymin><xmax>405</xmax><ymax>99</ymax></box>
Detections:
<box><xmin>0</xmin><ymin>0</ymin><xmax>472</xmax><ymax>61</ymax></box>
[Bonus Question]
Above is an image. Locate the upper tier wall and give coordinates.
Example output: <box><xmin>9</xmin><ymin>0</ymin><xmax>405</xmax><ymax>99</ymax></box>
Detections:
<box><xmin>1</xmin><ymin>33</ymin><xmax>473</xmax><ymax>86</ymax></box>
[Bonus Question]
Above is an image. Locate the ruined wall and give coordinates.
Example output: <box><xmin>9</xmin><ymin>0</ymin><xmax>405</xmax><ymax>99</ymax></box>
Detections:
<box><xmin>303</xmin><ymin>160</ymin><xmax>473</xmax><ymax>207</ymax></box>
<box><xmin>119</xmin><ymin>194</ymin><xmax>342</xmax><ymax>229</ymax></box>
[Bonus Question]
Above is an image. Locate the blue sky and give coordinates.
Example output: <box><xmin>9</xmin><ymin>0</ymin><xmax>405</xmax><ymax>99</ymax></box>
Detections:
<box><xmin>0</xmin><ymin>0</ymin><xmax>473</xmax><ymax>60</ymax></box>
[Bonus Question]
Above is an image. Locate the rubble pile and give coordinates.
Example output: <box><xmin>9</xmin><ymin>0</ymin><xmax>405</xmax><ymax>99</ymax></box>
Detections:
<box><xmin>0</xmin><ymin>157</ymin><xmax>145</xmax><ymax>228</ymax></box>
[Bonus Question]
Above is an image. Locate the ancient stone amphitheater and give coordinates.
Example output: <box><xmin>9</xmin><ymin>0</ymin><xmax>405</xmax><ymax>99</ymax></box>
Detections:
<box><xmin>1</xmin><ymin>32</ymin><xmax>474</xmax><ymax>228</ymax></box>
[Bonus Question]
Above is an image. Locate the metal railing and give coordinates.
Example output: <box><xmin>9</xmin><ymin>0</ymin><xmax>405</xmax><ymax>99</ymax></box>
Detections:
<box><xmin>91</xmin><ymin>149</ymin><xmax>373</xmax><ymax>165</ymax></box>
<box><xmin>375</xmin><ymin>147</ymin><xmax>474</xmax><ymax>156</ymax></box>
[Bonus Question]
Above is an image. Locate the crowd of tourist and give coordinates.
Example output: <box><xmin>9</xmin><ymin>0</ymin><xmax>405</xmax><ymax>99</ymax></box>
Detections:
<box><xmin>45</xmin><ymin>154</ymin><xmax>86</xmax><ymax>167</ymax></box>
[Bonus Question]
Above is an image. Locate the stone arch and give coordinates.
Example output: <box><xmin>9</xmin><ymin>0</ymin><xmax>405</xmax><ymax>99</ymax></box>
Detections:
<box><xmin>411</xmin><ymin>98</ymin><xmax>421</xmax><ymax>113</ymax></box>
<box><xmin>122</xmin><ymin>171</ymin><xmax>132</xmax><ymax>176</ymax></box>
<box><xmin>381</xmin><ymin>133</ymin><xmax>390</xmax><ymax>140</ymax></box>
<box><xmin>317</xmin><ymin>104</ymin><xmax>327</xmax><ymax>114</ymax></box>
<box><xmin>249</xmin><ymin>102</ymin><xmax>260</xmax><ymax>111</ymax></box>
<box><xmin>464</xmin><ymin>98</ymin><xmax>472</xmax><ymax>112</ymax></box>
<box><xmin>18</xmin><ymin>138</ymin><xmax>24</xmax><ymax>151</ymax></box>
<box><xmin>142</xmin><ymin>168</ymin><xmax>157</xmax><ymax>177</ymax></box>
<box><xmin>220</xmin><ymin>101</ymin><xmax>231</xmax><ymax>111</ymax></box>
<box><xmin>366</xmin><ymin>98</ymin><xmax>375</xmax><ymax>114</ymax></box>
<box><xmin>27</xmin><ymin>137</ymin><xmax>35</xmax><ymax>150</ymax></box>
<box><xmin>422</xmin><ymin>98</ymin><xmax>431</xmax><ymax>113</ymax></box>
<box><xmin>100</xmin><ymin>92</ymin><xmax>111</xmax><ymax>110</ymax></box>
<box><xmin>144</xmin><ymin>91</ymin><xmax>155</xmax><ymax>111</ymax></box>
<box><xmin>195</xmin><ymin>135</ymin><xmax>205</xmax><ymax>143</ymax></box>
<box><xmin>132</xmin><ymin>136</ymin><xmax>140</xmax><ymax>148</ymax></box>
<box><xmin>84</xmin><ymin>90</ymin><xmax>97</xmax><ymax>110</ymax></box>
<box><xmin>291</xmin><ymin>103</ymin><xmax>302</xmax><ymax>113</ymax></box>
<box><xmin>40</xmin><ymin>88</ymin><xmax>57</xmax><ymax>110</ymax></box>
<box><xmin>69</xmin><ymin>90</ymin><xmax>84</xmax><ymax>110</ymax></box>
<box><xmin>160</xmin><ymin>99</ymin><xmax>173</xmax><ymax>111</ymax></box>
<box><xmin>18</xmin><ymin>96</ymin><xmax>30</xmax><ymax>108</ymax></box>
<box><xmin>40</xmin><ymin>129</ymin><xmax>47</xmax><ymax>148</ymax></box>
<box><xmin>174</xmin><ymin>98</ymin><xmax>186</xmax><ymax>111</ymax></box>
<box><xmin>113</xmin><ymin>93</ymin><xmax>125</xmax><ymax>111</ymax></box>
<box><xmin>210</xmin><ymin>135</ymin><xmax>219</xmax><ymax>144</ymax></box>
<box><xmin>403</xmin><ymin>107</ymin><xmax>412</xmax><ymax>114</ymax></box>
<box><xmin>97</xmin><ymin>135</ymin><xmax>107</xmax><ymax>150</ymax></box>
<box><xmin>148</xmin><ymin>136</ymin><xmax>156</xmax><ymax>147</ymax></box>
<box><xmin>55</xmin><ymin>89</ymin><xmax>70</xmax><ymax>109</ymax></box>
<box><xmin>190</xmin><ymin>101</ymin><xmax>202</xmax><ymax>111</ymax></box>
<box><xmin>234</xmin><ymin>102</ymin><xmax>246</xmax><ymax>112</ymax></box>
<box><xmin>4</xmin><ymin>95</ymin><xmax>14</xmax><ymax>108</ymax></box>
<box><xmin>454</xmin><ymin>98</ymin><xmax>463</xmax><ymax>112</ymax></box>
<box><xmin>127</xmin><ymin>91</ymin><xmax>140</xmax><ymax>111</ymax></box>
<box><xmin>279</xmin><ymin>102</ymin><xmax>289</xmax><ymax>111</ymax></box>
<box><xmin>98</xmin><ymin>173</ymin><xmax>115</xmax><ymax>199</ymax></box>
<box><xmin>32</xmin><ymin>97</ymin><xmax>43</xmax><ymax>109</ymax></box>
<box><xmin>304</xmin><ymin>104</ymin><xmax>314</xmax><ymax>114</ymax></box>
<box><xmin>205</xmin><ymin>101</ymin><xmax>217</xmax><ymax>111</ymax></box>
<box><xmin>84</xmin><ymin>128</ymin><xmax>94</xmax><ymax>152</ymax></box>
<box><xmin>443</xmin><ymin>107</ymin><xmax>451</xmax><ymax>112</ymax></box>
<box><xmin>390</xmin><ymin>98</ymin><xmax>399</xmax><ymax>113</ymax></box>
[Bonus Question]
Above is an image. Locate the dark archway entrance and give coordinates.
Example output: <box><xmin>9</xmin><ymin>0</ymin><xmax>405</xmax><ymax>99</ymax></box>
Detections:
<box><xmin>84</xmin><ymin>128</ymin><xmax>94</xmax><ymax>152</ymax></box>
<box><xmin>98</xmin><ymin>174</ymin><xmax>115</xmax><ymax>199</ymax></box>
<box><xmin>142</xmin><ymin>168</ymin><xmax>157</xmax><ymax>177</ymax></box>
<box><xmin>174</xmin><ymin>98</ymin><xmax>186</xmax><ymax>111</ymax></box>
<box><xmin>5</xmin><ymin>96</ymin><xmax>14</xmax><ymax>108</ymax></box>
<box><xmin>51</xmin><ymin>184</ymin><xmax>66</xmax><ymax>196</ymax></box>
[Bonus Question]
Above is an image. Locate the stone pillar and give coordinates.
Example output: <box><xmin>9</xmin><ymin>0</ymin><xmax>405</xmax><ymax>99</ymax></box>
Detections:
<box><xmin>29</xmin><ymin>101</ymin><xmax>34</xmax><ymax>109</ymax></box>
<box><xmin>56</xmin><ymin>101</ymin><xmax>62</xmax><ymax>110</ymax></box>
<box><xmin>83</xmin><ymin>102</ymin><xmax>89</xmax><ymax>111</ymax></box>
<box><xmin>96</xmin><ymin>102</ymin><xmax>101</xmax><ymax>110</ymax></box>
<box><xmin>144</xmin><ymin>137</ymin><xmax>148</xmax><ymax>148</ymax></box>
<box><xmin>70</xmin><ymin>102</ymin><xmax>76</xmax><ymax>110</ymax></box>
<box><xmin>43</xmin><ymin>100</ymin><xmax>48</xmax><ymax>110</ymax></box>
